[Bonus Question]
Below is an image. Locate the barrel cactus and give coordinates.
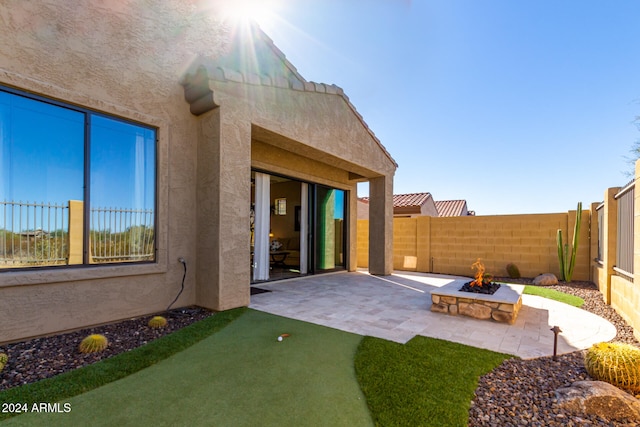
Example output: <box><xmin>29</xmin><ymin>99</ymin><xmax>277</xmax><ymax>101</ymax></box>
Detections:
<box><xmin>79</xmin><ymin>334</ymin><xmax>109</xmax><ymax>354</ymax></box>
<box><xmin>584</xmin><ymin>342</ymin><xmax>640</xmax><ymax>393</ymax></box>
<box><xmin>0</xmin><ymin>353</ymin><xmax>8</xmax><ymax>371</ymax></box>
<box><xmin>148</xmin><ymin>316</ymin><xmax>167</xmax><ymax>329</ymax></box>
<box><xmin>506</xmin><ymin>263</ymin><xmax>521</xmax><ymax>279</ymax></box>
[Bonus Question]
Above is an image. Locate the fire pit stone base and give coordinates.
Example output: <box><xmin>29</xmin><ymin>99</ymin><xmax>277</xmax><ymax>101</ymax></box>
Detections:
<box><xmin>430</xmin><ymin>281</ymin><xmax>524</xmax><ymax>324</ymax></box>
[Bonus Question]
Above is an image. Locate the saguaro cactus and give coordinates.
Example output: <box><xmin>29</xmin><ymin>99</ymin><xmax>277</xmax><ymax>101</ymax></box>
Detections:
<box><xmin>557</xmin><ymin>202</ymin><xmax>582</xmax><ymax>282</ymax></box>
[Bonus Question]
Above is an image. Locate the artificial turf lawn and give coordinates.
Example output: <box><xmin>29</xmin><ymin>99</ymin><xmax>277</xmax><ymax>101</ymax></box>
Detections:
<box><xmin>0</xmin><ymin>287</ymin><xmax>585</xmax><ymax>426</ymax></box>
<box><xmin>0</xmin><ymin>307</ymin><xmax>246</xmax><ymax>422</ymax></box>
<box><xmin>2</xmin><ymin>309</ymin><xmax>372</xmax><ymax>427</ymax></box>
<box><xmin>355</xmin><ymin>336</ymin><xmax>512</xmax><ymax>427</ymax></box>
<box><xmin>523</xmin><ymin>285</ymin><xmax>585</xmax><ymax>307</ymax></box>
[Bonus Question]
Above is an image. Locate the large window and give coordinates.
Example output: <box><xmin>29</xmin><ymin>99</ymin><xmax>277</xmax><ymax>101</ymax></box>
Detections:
<box><xmin>0</xmin><ymin>87</ymin><xmax>156</xmax><ymax>268</ymax></box>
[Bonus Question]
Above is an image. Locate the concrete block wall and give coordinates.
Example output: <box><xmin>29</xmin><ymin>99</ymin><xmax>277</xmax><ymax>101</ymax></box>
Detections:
<box><xmin>393</xmin><ymin>218</ymin><xmax>418</xmax><ymax>270</ymax></box>
<box><xmin>357</xmin><ymin>209</ymin><xmax>592</xmax><ymax>281</ymax></box>
<box><xmin>635</xmin><ymin>161</ymin><xmax>640</xmax><ymax>337</ymax></box>
<box><xmin>610</xmin><ymin>275</ymin><xmax>637</xmax><ymax>328</ymax></box>
<box><xmin>591</xmin><ymin>160</ymin><xmax>639</xmax><ymax>340</ymax></box>
<box><xmin>357</xmin><ymin>219</ymin><xmax>369</xmax><ymax>268</ymax></box>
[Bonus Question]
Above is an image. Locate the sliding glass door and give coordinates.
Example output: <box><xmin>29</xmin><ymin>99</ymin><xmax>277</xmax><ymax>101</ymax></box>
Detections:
<box><xmin>251</xmin><ymin>170</ymin><xmax>347</xmax><ymax>282</ymax></box>
<box><xmin>313</xmin><ymin>185</ymin><xmax>346</xmax><ymax>272</ymax></box>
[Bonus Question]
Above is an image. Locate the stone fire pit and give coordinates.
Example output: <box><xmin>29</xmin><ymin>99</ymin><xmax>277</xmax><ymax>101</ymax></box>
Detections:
<box><xmin>430</xmin><ymin>281</ymin><xmax>524</xmax><ymax>324</ymax></box>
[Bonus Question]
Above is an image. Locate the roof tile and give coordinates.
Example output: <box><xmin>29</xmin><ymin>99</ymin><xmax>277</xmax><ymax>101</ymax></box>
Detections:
<box><xmin>360</xmin><ymin>193</ymin><xmax>432</xmax><ymax>209</ymax></box>
<box><xmin>435</xmin><ymin>200</ymin><xmax>468</xmax><ymax>217</ymax></box>
<box><xmin>201</xmin><ymin>23</ymin><xmax>397</xmax><ymax>168</ymax></box>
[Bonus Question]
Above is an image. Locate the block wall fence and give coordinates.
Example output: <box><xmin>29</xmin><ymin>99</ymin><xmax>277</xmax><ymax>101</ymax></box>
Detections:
<box><xmin>592</xmin><ymin>160</ymin><xmax>640</xmax><ymax>341</ymax></box>
<box><xmin>357</xmin><ymin>210</ymin><xmax>591</xmax><ymax>280</ymax></box>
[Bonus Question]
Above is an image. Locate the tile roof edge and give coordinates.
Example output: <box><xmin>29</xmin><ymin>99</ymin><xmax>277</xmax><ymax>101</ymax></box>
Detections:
<box><xmin>206</xmin><ymin>24</ymin><xmax>398</xmax><ymax>170</ymax></box>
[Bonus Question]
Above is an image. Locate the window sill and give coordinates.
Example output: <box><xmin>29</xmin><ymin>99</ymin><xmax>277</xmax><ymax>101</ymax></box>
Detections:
<box><xmin>0</xmin><ymin>262</ymin><xmax>167</xmax><ymax>288</ymax></box>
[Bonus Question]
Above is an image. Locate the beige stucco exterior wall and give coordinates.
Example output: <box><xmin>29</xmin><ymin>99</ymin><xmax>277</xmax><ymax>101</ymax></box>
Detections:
<box><xmin>196</xmin><ymin>76</ymin><xmax>396</xmax><ymax>307</ymax></box>
<box><xmin>368</xmin><ymin>176</ymin><xmax>394</xmax><ymax>275</ymax></box>
<box><xmin>0</xmin><ymin>1</ymin><xmax>216</xmax><ymax>342</ymax></box>
<box><xmin>0</xmin><ymin>2</ymin><xmax>396</xmax><ymax>343</ymax></box>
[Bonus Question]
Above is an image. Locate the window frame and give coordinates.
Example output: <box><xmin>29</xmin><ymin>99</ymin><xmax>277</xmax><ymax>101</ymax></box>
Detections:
<box><xmin>0</xmin><ymin>85</ymin><xmax>159</xmax><ymax>270</ymax></box>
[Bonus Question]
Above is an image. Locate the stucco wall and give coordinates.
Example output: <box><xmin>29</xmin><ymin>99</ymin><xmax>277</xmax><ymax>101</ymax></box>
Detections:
<box><xmin>0</xmin><ymin>2</ymin><xmax>396</xmax><ymax>343</ymax></box>
<box><xmin>205</xmin><ymin>77</ymin><xmax>396</xmax><ymax>287</ymax></box>
<box><xmin>0</xmin><ymin>1</ymin><xmax>229</xmax><ymax>342</ymax></box>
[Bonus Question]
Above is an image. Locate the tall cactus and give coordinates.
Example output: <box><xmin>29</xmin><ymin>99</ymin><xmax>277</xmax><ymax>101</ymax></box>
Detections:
<box><xmin>557</xmin><ymin>202</ymin><xmax>582</xmax><ymax>282</ymax></box>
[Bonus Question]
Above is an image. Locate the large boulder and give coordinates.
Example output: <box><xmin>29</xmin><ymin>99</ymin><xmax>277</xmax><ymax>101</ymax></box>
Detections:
<box><xmin>533</xmin><ymin>273</ymin><xmax>558</xmax><ymax>286</ymax></box>
<box><xmin>555</xmin><ymin>380</ymin><xmax>640</xmax><ymax>421</ymax></box>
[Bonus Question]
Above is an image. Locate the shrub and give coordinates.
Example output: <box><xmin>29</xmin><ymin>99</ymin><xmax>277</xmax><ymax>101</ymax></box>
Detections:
<box><xmin>506</xmin><ymin>263</ymin><xmax>521</xmax><ymax>279</ymax></box>
<box><xmin>79</xmin><ymin>334</ymin><xmax>109</xmax><ymax>354</ymax></box>
<box><xmin>148</xmin><ymin>316</ymin><xmax>168</xmax><ymax>329</ymax></box>
<box><xmin>0</xmin><ymin>353</ymin><xmax>8</xmax><ymax>371</ymax></box>
<box><xmin>584</xmin><ymin>342</ymin><xmax>640</xmax><ymax>393</ymax></box>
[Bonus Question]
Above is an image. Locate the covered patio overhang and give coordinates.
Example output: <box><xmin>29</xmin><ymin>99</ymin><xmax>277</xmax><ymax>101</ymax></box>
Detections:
<box><xmin>181</xmin><ymin>54</ymin><xmax>397</xmax><ymax>311</ymax></box>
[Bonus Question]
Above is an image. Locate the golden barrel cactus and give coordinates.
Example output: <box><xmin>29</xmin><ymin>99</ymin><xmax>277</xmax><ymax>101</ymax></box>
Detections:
<box><xmin>0</xmin><ymin>353</ymin><xmax>8</xmax><ymax>371</ymax></box>
<box><xmin>79</xmin><ymin>334</ymin><xmax>109</xmax><ymax>354</ymax></box>
<box><xmin>584</xmin><ymin>342</ymin><xmax>640</xmax><ymax>393</ymax></box>
<box><xmin>148</xmin><ymin>316</ymin><xmax>167</xmax><ymax>329</ymax></box>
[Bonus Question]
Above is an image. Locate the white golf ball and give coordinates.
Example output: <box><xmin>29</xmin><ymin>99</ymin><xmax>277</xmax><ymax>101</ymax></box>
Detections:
<box><xmin>277</xmin><ymin>336</ymin><xmax>283</xmax><ymax>342</ymax></box>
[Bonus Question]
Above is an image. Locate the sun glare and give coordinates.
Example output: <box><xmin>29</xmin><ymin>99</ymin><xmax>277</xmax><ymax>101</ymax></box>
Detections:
<box><xmin>214</xmin><ymin>0</ymin><xmax>279</xmax><ymax>27</ymax></box>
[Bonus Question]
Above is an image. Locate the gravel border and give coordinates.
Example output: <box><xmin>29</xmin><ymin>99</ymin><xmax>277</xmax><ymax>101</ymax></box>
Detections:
<box><xmin>0</xmin><ymin>306</ymin><xmax>213</xmax><ymax>391</ymax></box>
<box><xmin>469</xmin><ymin>278</ymin><xmax>640</xmax><ymax>426</ymax></box>
<box><xmin>1</xmin><ymin>281</ymin><xmax>638</xmax><ymax>425</ymax></box>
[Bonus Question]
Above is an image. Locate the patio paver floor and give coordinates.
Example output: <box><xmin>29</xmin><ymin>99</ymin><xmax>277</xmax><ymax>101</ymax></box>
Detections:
<box><xmin>249</xmin><ymin>270</ymin><xmax>617</xmax><ymax>359</ymax></box>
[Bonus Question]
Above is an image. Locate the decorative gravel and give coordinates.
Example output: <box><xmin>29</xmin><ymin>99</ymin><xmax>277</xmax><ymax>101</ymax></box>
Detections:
<box><xmin>469</xmin><ymin>278</ymin><xmax>640</xmax><ymax>426</ymax></box>
<box><xmin>1</xmin><ymin>280</ymin><xmax>639</xmax><ymax>425</ymax></box>
<box><xmin>0</xmin><ymin>306</ymin><xmax>213</xmax><ymax>392</ymax></box>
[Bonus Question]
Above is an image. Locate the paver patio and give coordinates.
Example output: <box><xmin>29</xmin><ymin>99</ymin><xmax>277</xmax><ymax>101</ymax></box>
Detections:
<box><xmin>249</xmin><ymin>270</ymin><xmax>617</xmax><ymax>359</ymax></box>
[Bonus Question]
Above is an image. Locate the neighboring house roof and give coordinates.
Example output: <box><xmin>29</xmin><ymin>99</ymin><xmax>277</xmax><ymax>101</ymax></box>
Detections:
<box><xmin>392</xmin><ymin>192</ymin><xmax>432</xmax><ymax>208</ymax></box>
<box><xmin>435</xmin><ymin>200</ymin><xmax>470</xmax><ymax>217</ymax></box>
<box><xmin>359</xmin><ymin>192</ymin><xmax>439</xmax><ymax>217</ymax></box>
<box><xmin>358</xmin><ymin>195</ymin><xmax>474</xmax><ymax>218</ymax></box>
<box><xmin>360</xmin><ymin>192</ymin><xmax>432</xmax><ymax>208</ymax></box>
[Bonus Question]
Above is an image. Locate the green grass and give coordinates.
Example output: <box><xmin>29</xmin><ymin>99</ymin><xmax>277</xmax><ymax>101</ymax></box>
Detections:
<box><xmin>1</xmin><ymin>308</ymin><xmax>529</xmax><ymax>426</ymax></box>
<box><xmin>0</xmin><ymin>307</ymin><xmax>246</xmax><ymax>422</ymax></box>
<box><xmin>355</xmin><ymin>336</ymin><xmax>511</xmax><ymax>427</ymax></box>
<box><xmin>1</xmin><ymin>310</ymin><xmax>371</xmax><ymax>427</ymax></box>
<box><xmin>523</xmin><ymin>285</ymin><xmax>584</xmax><ymax>307</ymax></box>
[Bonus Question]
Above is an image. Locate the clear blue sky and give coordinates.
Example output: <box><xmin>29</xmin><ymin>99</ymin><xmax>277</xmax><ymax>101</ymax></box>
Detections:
<box><xmin>250</xmin><ymin>0</ymin><xmax>640</xmax><ymax>215</ymax></box>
